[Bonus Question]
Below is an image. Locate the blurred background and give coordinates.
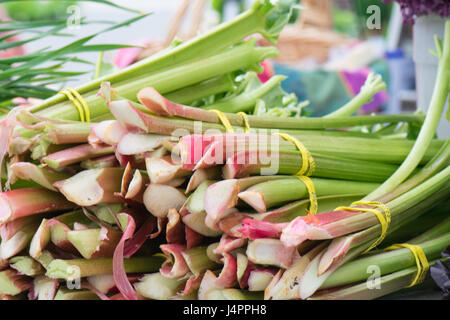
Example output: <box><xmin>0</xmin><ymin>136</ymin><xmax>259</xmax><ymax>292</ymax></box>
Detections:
<box><xmin>1</xmin><ymin>0</ymin><xmax>448</xmax><ymax>137</ymax></box>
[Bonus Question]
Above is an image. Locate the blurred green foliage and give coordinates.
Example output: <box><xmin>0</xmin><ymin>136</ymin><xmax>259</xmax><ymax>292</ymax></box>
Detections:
<box><xmin>3</xmin><ymin>0</ymin><xmax>77</xmax><ymax>21</ymax></box>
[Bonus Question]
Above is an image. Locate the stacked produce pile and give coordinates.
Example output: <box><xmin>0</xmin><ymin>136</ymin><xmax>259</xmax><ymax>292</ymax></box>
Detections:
<box><xmin>0</xmin><ymin>1</ymin><xmax>449</xmax><ymax>300</ymax></box>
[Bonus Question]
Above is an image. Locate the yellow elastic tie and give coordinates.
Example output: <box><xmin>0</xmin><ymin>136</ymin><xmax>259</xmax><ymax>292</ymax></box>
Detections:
<box><xmin>210</xmin><ymin>109</ymin><xmax>234</xmax><ymax>133</ymax></box>
<box><xmin>237</xmin><ymin>112</ymin><xmax>251</xmax><ymax>133</ymax></box>
<box><xmin>335</xmin><ymin>201</ymin><xmax>391</xmax><ymax>253</ymax></box>
<box><xmin>59</xmin><ymin>89</ymin><xmax>85</xmax><ymax>122</ymax></box>
<box><xmin>275</xmin><ymin>132</ymin><xmax>315</xmax><ymax>176</ymax></box>
<box><xmin>296</xmin><ymin>175</ymin><xmax>318</xmax><ymax>215</ymax></box>
<box><xmin>67</xmin><ymin>88</ymin><xmax>90</xmax><ymax>122</ymax></box>
<box><xmin>385</xmin><ymin>243</ymin><xmax>429</xmax><ymax>287</ymax></box>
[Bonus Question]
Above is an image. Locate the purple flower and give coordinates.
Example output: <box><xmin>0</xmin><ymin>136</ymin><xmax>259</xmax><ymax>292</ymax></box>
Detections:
<box><xmin>383</xmin><ymin>0</ymin><xmax>450</xmax><ymax>23</ymax></box>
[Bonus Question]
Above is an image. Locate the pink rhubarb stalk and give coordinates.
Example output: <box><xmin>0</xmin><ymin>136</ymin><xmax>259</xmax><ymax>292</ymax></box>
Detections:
<box><xmin>54</xmin><ymin>168</ymin><xmax>124</xmax><ymax>206</ymax></box>
<box><xmin>42</xmin><ymin>144</ymin><xmax>114</xmax><ymax>169</ymax></box>
<box><xmin>0</xmin><ymin>188</ymin><xmax>75</xmax><ymax>224</ymax></box>
<box><xmin>159</xmin><ymin>244</ymin><xmax>189</xmax><ymax>279</ymax></box>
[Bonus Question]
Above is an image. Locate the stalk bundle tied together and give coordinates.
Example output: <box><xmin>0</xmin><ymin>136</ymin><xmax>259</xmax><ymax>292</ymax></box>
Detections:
<box><xmin>275</xmin><ymin>132</ymin><xmax>315</xmax><ymax>177</ymax></box>
<box><xmin>336</xmin><ymin>200</ymin><xmax>392</xmax><ymax>252</ymax></box>
<box><xmin>385</xmin><ymin>243</ymin><xmax>430</xmax><ymax>287</ymax></box>
<box><xmin>210</xmin><ymin>109</ymin><xmax>235</xmax><ymax>133</ymax></box>
<box><xmin>237</xmin><ymin>112</ymin><xmax>251</xmax><ymax>133</ymax></box>
<box><xmin>296</xmin><ymin>176</ymin><xmax>318</xmax><ymax>215</ymax></box>
<box><xmin>59</xmin><ymin>88</ymin><xmax>91</xmax><ymax>123</ymax></box>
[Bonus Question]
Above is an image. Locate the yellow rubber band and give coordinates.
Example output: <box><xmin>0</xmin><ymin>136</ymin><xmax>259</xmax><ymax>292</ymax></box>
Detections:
<box><xmin>275</xmin><ymin>132</ymin><xmax>315</xmax><ymax>176</ymax></box>
<box><xmin>67</xmin><ymin>88</ymin><xmax>90</xmax><ymax>122</ymax></box>
<box><xmin>237</xmin><ymin>112</ymin><xmax>251</xmax><ymax>133</ymax></box>
<box><xmin>59</xmin><ymin>89</ymin><xmax>85</xmax><ymax>122</ymax></box>
<box><xmin>335</xmin><ymin>200</ymin><xmax>391</xmax><ymax>253</ymax></box>
<box><xmin>385</xmin><ymin>243</ymin><xmax>429</xmax><ymax>287</ymax></box>
<box><xmin>210</xmin><ymin>109</ymin><xmax>234</xmax><ymax>133</ymax></box>
<box><xmin>296</xmin><ymin>175</ymin><xmax>318</xmax><ymax>215</ymax></box>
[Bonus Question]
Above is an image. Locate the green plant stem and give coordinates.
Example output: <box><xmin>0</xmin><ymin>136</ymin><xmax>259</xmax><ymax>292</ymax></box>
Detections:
<box><xmin>311</xmin><ymin>259</ymin><xmax>445</xmax><ymax>300</ymax></box>
<box><xmin>30</xmin><ymin>41</ymin><xmax>277</xmax><ymax>123</ymax></box>
<box><xmin>242</xmin><ymin>151</ymin><xmax>400</xmax><ymax>182</ymax></box>
<box><xmin>321</xmin><ymin>233</ymin><xmax>450</xmax><ymax>289</ymax></box>
<box><xmin>325</xmin><ymin>72</ymin><xmax>387</xmax><ymax>118</ymax></box>
<box><xmin>242</xmin><ymin>178</ymin><xmax>379</xmax><ymax>210</ymax></box>
<box><xmin>26</xmin><ymin>1</ymin><xmax>284</xmax><ymax>113</ymax></box>
<box><xmin>376</xmin><ymin>140</ymin><xmax>450</xmax><ymax>203</ymax></box>
<box><xmin>364</xmin><ymin>21</ymin><xmax>450</xmax><ymax>200</ymax></box>
<box><xmin>181</xmin><ymin>246</ymin><xmax>219</xmax><ymax>276</ymax></box>
<box><xmin>44</xmin><ymin>122</ymin><xmax>93</xmax><ymax>144</ymax></box>
<box><xmin>202</xmin><ymin>75</ymin><xmax>286</xmax><ymax>113</ymax></box>
<box><xmin>320</xmin><ymin>166</ymin><xmax>450</xmax><ymax>238</ymax></box>
<box><xmin>165</xmin><ymin>75</ymin><xmax>235</xmax><ymax>105</ymax></box>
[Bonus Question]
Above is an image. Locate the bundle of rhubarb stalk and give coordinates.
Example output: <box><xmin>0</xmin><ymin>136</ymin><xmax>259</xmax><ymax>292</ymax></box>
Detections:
<box><xmin>0</xmin><ymin>1</ymin><xmax>449</xmax><ymax>300</ymax></box>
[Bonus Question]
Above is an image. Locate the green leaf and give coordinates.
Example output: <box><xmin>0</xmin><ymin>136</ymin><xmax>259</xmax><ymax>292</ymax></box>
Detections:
<box><xmin>0</xmin><ymin>0</ymin><xmax>142</xmax><ymax>14</ymax></box>
<box><xmin>93</xmin><ymin>52</ymin><xmax>119</xmax><ymax>80</ymax></box>
<box><xmin>73</xmin><ymin>44</ymin><xmax>144</xmax><ymax>53</ymax></box>
<box><xmin>0</xmin><ymin>25</ymin><xmax>66</xmax><ymax>50</ymax></box>
<box><xmin>0</xmin><ymin>19</ymin><xmax>67</xmax><ymax>32</ymax></box>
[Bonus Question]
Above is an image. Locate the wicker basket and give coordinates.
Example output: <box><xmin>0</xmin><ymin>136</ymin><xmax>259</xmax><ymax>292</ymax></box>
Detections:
<box><xmin>267</xmin><ymin>0</ymin><xmax>352</xmax><ymax>64</ymax></box>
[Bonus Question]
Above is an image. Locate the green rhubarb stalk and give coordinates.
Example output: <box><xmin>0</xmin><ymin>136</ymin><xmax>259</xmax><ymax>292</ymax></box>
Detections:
<box><xmin>364</xmin><ymin>21</ymin><xmax>450</xmax><ymax>200</ymax></box>
<box><xmin>177</xmin><ymin>135</ymin><xmax>444</xmax><ymax>169</ymax></box>
<box><xmin>381</xmin><ymin>203</ymin><xmax>450</xmax><ymax>246</ymax></box>
<box><xmin>9</xmin><ymin>162</ymin><xmax>71</xmax><ymax>191</ymax></box>
<box><xmin>42</xmin><ymin>144</ymin><xmax>114</xmax><ymax>169</ymax></box>
<box><xmin>0</xmin><ymin>269</ymin><xmax>31</xmax><ymax>296</ymax></box>
<box><xmin>80</xmin><ymin>155</ymin><xmax>119</xmax><ymax>169</ymax></box>
<box><xmin>67</xmin><ymin>227</ymin><xmax>122</xmax><ymax>259</ymax></box>
<box><xmin>251</xmin><ymin>194</ymin><xmax>366</xmax><ymax>223</ymax></box>
<box><xmin>296</xmin><ymin>184</ymin><xmax>450</xmax><ymax>299</ymax></box>
<box><xmin>113</xmin><ymin>100</ymin><xmax>426</xmax><ymax>140</ymax></box>
<box><xmin>134</xmin><ymin>272</ymin><xmax>186</xmax><ymax>300</ymax></box>
<box><xmin>325</xmin><ymin>72</ymin><xmax>387</xmax><ymax>118</ymax></box>
<box><xmin>239</xmin><ymin>178</ymin><xmax>379</xmax><ymax>211</ymax></box>
<box><xmin>54</xmin><ymin>168</ymin><xmax>124</xmax><ymax>206</ymax></box>
<box><xmin>28</xmin><ymin>40</ymin><xmax>278</xmax><ymax>123</ymax></box>
<box><xmin>315</xmin><ymin>166</ymin><xmax>450</xmax><ymax>240</ymax></box>
<box><xmin>376</xmin><ymin>140</ymin><xmax>450</xmax><ymax>203</ymax></box>
<box><xmin>46</xmin><ymin>256</ymin><xmax>165</xmax><ymax>280</ymax></box>
<box><xmin>49</xmin><ymin>210</ymin><xmax>97</xmax><ymax>251</ymax></box>
<box><xmin>0</xmin><ymin>188</ymin><xmax>76</xmax><ymax>224</ymax></box>
<box><xmin>30</xmin><ymin>141</ymin><xmax>71</xmax><ymax>161</ymax></box>
<box><xmin>165</xmin><ymin>74</ymin><xmax>235</xmax><ymax>105</ymax></box>
<box><xmin>202</xmin><ymin>75</ymin><xmax>286</xmax><ymax>113</ymax></box>
<box><xmin>29</xmin><ymin>0</ymin><xmax>287</xmax><ymax>113</ymax></box>
<box><xmin>9</xmin><ymin>256</ymin><xmax>45</xmax><ymax>277</ymax></box>
<box><xmin>181</xmin><ymin>247</ymin><xmax>219</xmax><ymax>276</ymax></box>
<box><xmin>311</xmin><ymin>258</ymin><xmax>446</xmax><ymax>300</ymax></box>
<box><xmin>239</xmin><ymin>151</ymin><xmax>400</xmax><ymax>183</ymax></box>
<box><xmin>314</xmin><ymin>141</ymin><xmax>450</xmax><ymax>261</ymax></box>
<box><xmin>44</xmin><ymin>122</ymin><xmax>93</xmax><ymax>144</ymax></box>
<box><xmin>0</xmin><ymin>220</ymin><xmax>40</xmax><ymax>260</ymax></box>
<box><xmin>91</xmin><ymin>203</ymin><xmax>125</xmax><ymax>225</ymax></box>
<box><xmin>315</xmin><ymin>180</ymin><xmax>450</xmax><ymax>279</ymax></box>
<box><xmin>321</xmin><ymin>233</ymin><xmax>450</xmax><ymax>289</ymax></box>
